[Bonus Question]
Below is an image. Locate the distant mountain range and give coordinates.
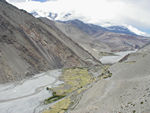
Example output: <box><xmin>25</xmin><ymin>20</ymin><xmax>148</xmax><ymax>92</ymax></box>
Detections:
<box><xmin>106</xmin><ymin>26</ymin><xmax>136</xmax><ymax>36</ymax></box>
<box><xmin>23</xmin><ymin>9</ymin><xmax>150</xmax><ymax>56</ymax></box>
<box><xmin>40</xmin><ymin>18</ymin><xmax>150</xmax><ymax>59</ymax></box>
<box><xmin>58</xmin><ymin>19</ymin><xmax>137</xmax><ymax>36</ymax></box>
<box><xmin>29</xmin><ymin>10</ymin><xmax>148</xmax><ymax>36</ymax></box>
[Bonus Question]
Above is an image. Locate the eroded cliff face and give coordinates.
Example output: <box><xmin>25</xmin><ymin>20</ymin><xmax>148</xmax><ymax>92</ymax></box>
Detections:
<box><xmin>0</xmin><ymin>1</ymin><xmax>100</xmax><ymax>83</ymax></box>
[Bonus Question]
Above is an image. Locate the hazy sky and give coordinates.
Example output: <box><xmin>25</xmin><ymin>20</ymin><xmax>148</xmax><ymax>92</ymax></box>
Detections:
<box><xmin>7</xmin><ymin>0</ymin><xmax>150</xmax><ymax>35</ymax></box>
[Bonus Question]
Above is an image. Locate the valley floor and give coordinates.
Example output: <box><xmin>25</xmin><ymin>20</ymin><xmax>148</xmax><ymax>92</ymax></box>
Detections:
<box><xmin>0</xmin><ymin>50</ymin><xmax>149</xmax><ymax>113</ymax></box>
<box><xmin>0</xmin><ymin>69</ymin><xmax>63</xmax><ymax>113</ymax></box>
<box><xmin>70</xmin><ymin>51</ymin><xmax>150</xmax><ymax>113</ymax></box>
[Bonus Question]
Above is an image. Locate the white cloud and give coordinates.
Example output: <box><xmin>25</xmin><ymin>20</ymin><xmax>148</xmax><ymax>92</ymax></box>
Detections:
<box><xmin>6</xmin><ymin>0</ymin><xmax>150</xmax><ymax>35</ymax></box>
<box><xmin>124</xmin><ymin>25</ymin><xmax>148</xmax><ymax>36</ymax></box>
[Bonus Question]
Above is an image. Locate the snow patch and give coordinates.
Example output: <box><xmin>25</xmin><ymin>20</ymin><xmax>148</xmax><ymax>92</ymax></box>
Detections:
<box><xmin>124</xmin><ymin>25</ymin><xmax>149</xmax><ymax>37</ymax></box>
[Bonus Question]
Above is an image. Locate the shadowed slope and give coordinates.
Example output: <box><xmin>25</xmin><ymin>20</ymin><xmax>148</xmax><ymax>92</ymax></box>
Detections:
<box><xmin>0</xmin><ymin>1</ymin><xmax>101</xmax><ymax>83</ymax></box>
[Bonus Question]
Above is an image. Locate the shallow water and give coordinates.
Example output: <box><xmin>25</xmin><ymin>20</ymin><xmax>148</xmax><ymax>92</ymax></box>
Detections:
<box><xmin>100</xmin><ymin>50</ymin><xmax>137</xmax><ymax>64</ymax></box>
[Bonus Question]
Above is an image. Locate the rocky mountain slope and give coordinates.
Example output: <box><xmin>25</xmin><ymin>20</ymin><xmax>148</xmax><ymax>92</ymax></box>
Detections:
<box><xmin>40</xmin><ymin>18</ymin><xmax>108</xmax><ymax>59</ymax></box>
<box><xmin>55</xmin><ymin>19</ymin><xmax>150</xmax><ymax>55</ymax></box>
<box><xmin>0</xmin><ymin>0</ymin><xmax>100</xmax><ymax>83</ymax></box>
<box><xmin>70</xmin><ymin>43</ymin><xmax>150</xmax><ymax>113</ymax></box>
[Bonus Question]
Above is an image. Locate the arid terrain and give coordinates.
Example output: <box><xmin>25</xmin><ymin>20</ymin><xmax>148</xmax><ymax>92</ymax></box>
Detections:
<box><xmin>70</xmin><ymin>43</ymin><xmax>150</xmax><ymax>113</ymax></box>
<box><xmin>0</xmin><ymin>0</ymin><xmax>150</xmax><ymax>113</ymax></box>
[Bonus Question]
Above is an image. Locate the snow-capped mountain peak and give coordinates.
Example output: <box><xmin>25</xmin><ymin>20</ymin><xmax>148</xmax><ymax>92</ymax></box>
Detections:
<box><xmin>6</xmin><ymin>0</ymin><xmax>149</xmax><ymax>37</ymax></box>
<box><xmin>125</xmin><ymin>25</ymin><xmax>148</xmax><ymax>37</ymax></box>
<box><xmin>29</xmin><ymin>10</ymin><xmax>74</xmax><ymax>21</ymax></box>
<box><xmin>106</xmin><ymin>26</ymin><xmax>136</xmax><ymax>36</ymax></box>
<box><xmin>29</xmin><ymin>10</ymin><xmax>148</xmax><ymax>36</ymax></box>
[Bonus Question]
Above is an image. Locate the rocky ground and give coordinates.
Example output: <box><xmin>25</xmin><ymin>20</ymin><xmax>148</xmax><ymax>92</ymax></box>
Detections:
<box><xmin>0</xmin><ymin>69</ymin><xmax>63</xmax><ymax>113</ymax></box>
<box><xmin>70</xmin><ymin>45</ymin><xmax>150</xmax><ymax>113</ymax></box>
<box><xmin>1</xmin><ymin>1</ymin><xmax>150</xmax><ymax>113</ymax></box>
